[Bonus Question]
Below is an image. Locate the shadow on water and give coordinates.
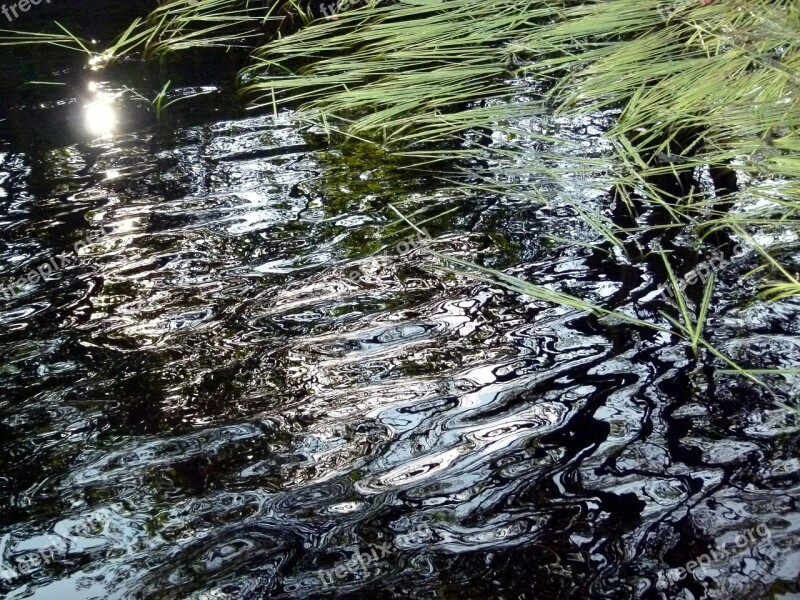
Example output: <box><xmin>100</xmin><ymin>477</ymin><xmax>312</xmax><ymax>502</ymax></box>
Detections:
<box><xmin>0</xmin><ymin>2</ymin><xmax>799</xmax><ymax>599</ymax></box>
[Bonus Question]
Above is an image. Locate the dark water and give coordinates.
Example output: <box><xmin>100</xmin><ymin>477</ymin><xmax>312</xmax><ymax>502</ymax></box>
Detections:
<box><xmin>1</xmin><ymin>3</ymin><xmax>799</xmax><ymax>599</ymax></box>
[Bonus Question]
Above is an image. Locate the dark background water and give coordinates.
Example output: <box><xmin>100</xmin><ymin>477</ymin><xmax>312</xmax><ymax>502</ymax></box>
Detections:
<box><xmin>0</xmin><ymin>2</ymin><xmax>799</xmax><ymax>599</ymax></box>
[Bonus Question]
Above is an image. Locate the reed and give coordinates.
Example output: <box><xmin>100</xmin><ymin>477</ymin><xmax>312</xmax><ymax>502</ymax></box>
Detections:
<box><xmin>8</xmin><ymin>0</ymin><xmax>799</xmax><ymax>405</ymax></box>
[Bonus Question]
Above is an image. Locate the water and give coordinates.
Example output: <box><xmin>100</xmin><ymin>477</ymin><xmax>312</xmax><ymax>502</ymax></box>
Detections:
<box><xmin>1</xmin><ymin>4</ymin><xmax>799</xmax><ymax>599</ymax></box>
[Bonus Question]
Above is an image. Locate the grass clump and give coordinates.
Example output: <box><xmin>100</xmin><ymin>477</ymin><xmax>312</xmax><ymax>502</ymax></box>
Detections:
<box><xmin>3</xmin><ymin>0</ymin><xmax>784</xmax><ymax>406</ymax></box>
<box><xmin>104</xmin><ymin>0</ymin><xmax>800</xmax><ymax>404</ymax></box>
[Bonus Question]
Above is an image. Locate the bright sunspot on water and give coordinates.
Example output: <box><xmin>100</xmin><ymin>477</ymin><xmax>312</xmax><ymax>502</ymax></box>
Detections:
<box><xmin>85</xmin><ymin>94</ymin><xmax>117</xmax><ymax>138</ymax></box>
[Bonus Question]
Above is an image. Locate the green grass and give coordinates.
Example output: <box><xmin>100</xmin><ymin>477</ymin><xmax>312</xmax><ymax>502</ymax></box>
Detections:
<box><xmin>8</xmin><ymin>0</ymin><xmax>798</xmax><ymax>407</ymax></box>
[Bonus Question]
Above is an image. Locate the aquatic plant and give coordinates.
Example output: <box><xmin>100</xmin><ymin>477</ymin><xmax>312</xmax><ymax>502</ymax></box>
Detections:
<box><xmin>0</xmin><ymin>0</ymin><xmax>780</xmax><ymax>403</ymax></box>
<box><xmin>0</xmin><ymin>20</ymin><xmax>94</xmax><ymax>53</ymax></box>
<box><xmin>118</xmin><ymin>0</ymin><xmax>798</xmax><ymax>265</ymax></box>
<box><xmin>121</xmin><ymin>80</ymin><xmax>214</xmax><ymax>123</ymax></box>
<box><xmin>96</xmin><ymin>0</ymin><xmax>799</xmax><ymax>407</ymax></box>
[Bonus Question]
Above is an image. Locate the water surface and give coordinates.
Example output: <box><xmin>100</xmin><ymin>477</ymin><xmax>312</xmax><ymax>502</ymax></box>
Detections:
<box><xmin>1</xmin><ymin>4</ymin><xmax>799</xmax><ymax>599</ymax></box>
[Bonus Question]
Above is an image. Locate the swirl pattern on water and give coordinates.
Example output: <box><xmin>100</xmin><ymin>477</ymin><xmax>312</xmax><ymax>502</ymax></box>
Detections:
<box><xmin>0</xmin><ymin>83</ymin><xmax>799</xmax><ymax>600</ymax></box>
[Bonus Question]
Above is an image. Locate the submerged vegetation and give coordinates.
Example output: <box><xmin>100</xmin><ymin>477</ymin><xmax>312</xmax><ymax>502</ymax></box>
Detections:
<box><xmin>7</xmin><ymin>0</ymin><xmax>799</xmax><ymax>403</ymax></box>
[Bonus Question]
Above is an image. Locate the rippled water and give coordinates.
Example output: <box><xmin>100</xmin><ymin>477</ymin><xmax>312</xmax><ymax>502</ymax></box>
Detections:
<box><xmin>1</xmin><ymin>5</ymin><xmax>800</xmax><ymax>600</ymax></box>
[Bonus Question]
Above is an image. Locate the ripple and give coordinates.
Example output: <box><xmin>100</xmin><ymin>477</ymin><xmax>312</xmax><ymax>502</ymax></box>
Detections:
<box><xmin>0</xmin><ymin>56</ymin><xmax>797</xmax><ymax>600</ymax></box>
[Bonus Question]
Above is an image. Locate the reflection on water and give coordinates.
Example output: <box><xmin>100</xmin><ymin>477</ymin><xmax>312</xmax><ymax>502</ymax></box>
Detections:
<box><xmin>0</xmin><ymin>40</ymin><xmax>799</xmax><ymax>600</ymax></box>
<box><xmin>84</xmin><ymin>83</ymin><xmax>118</xmax><ymax>138</ymax></box>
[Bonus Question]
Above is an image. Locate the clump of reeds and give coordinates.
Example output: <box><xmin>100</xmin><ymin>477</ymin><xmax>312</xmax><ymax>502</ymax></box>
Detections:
<box><xmin>241</xmin><ymin>0</ymin><xmax>797</xmax><ymax>395</ymax></box>
<box><xmin>10</xmin><ymin>0</ymin><xmax>800</xmax><ymax>398</ymax></box>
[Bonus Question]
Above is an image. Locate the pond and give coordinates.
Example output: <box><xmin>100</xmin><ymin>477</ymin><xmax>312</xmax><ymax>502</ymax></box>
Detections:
<box><xmin>0</xmin><ymin>2</ymin><xmax>798</xmax><ymax>599</ymax></box>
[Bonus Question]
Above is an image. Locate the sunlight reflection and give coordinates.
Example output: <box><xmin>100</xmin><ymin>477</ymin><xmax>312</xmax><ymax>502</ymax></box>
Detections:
<box><xmin>88</xmin><ymin>53</ymin><xmax>112</xmax><ymax>71</ymax></box>
<box><xmin>85</xmin><ymin>93</ymin><xmax>117</xmax><ymax>138</ymax></box>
